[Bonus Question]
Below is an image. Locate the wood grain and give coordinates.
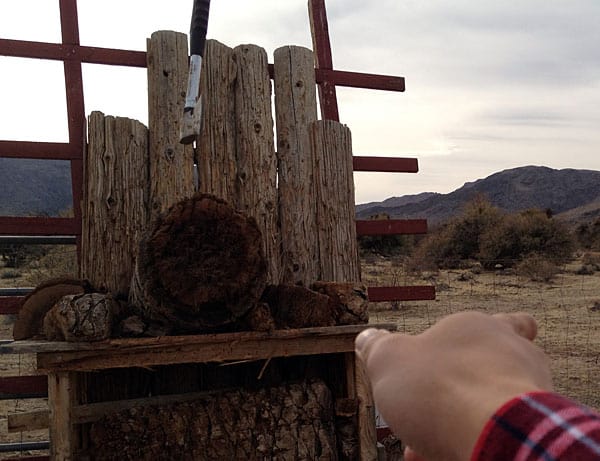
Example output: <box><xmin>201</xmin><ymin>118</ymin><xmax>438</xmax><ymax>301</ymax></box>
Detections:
<box><xmin>48</xmin><ymin>372</ymin><xmax>77</xmax><ymax>460</ymax></box>
<box><xmin>146</xmin><ymin>31</ymin><xmax>195</xmax><ymax>219</ymax></box>
<box><xmin>196</xmin><ymin>40</ymin><xmax>238</xmax><ymax>203</ymax></box>
<box><xmin>274</xmin><ymin>45</ymin><xmax>319</xmax><ymax>286</ymax></box>
<box><xmin>233</xmin><ymin>44</ymin><xmax>280</xmax><ymax>283</ymax></box>
<box><xmin>311</xmin><ymin>120</ymin><xmax>360</xmax><ymax>282</ymax></box>
<box><xmin>82</xmin><ymin>112</ymin><xmax>148</xmax><ymax>297</ymax></box>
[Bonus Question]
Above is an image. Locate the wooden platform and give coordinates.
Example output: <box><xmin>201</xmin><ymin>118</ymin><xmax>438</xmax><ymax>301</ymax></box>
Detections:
<box><xmin>2</xmin><ymin>324</ymin><xmax>395</xmax><ymax>460</ymax></box>
<box><xmin>2</xmin><ymin>324</ymin><xmax>392</xmax><ymax>370</ymax></box>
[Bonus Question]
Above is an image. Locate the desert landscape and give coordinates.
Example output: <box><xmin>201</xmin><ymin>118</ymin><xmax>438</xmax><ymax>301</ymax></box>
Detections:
<box><xmin>2</xmin><ymin>250</ymin><xmax>600</xmax><ymax>456</ymax></box>
<box><xmin>361</xmin><ymin>253</ymin><xmax>600</xmax><ymax>411</ymax></box>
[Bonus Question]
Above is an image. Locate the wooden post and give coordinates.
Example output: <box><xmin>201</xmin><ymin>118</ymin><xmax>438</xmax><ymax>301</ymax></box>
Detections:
<box><xmin>81</xmin><ymin>112</ymin><xmax>149</xmax><ymax>297</ymax></box>
<box><xmin>147</xmin><ymin>31</ymin><xmax>195</xmax><ymax>219</ymax></box>
<box><xmin>356</xmin><ymin>355</ymin><xmax>378</xmax><ymax>461</ymax></box>
<box><xmin>273</xmin><ymin>46</ymin><xmax>319</xmax><ymax>286</ymax></box>
<box><xmin>48</xmin><ymin>371</ymin><xmax>78</xmax><ymax>460</ymax></box>
<box><xmin>311</xmin><ymin>120</ymin><xmax>360</xmax><ymax>282</ymax></box>
<box><xmin>196</xmin><ymin>40</ymin><xmax>238</xmax><ymax>203</ymax></box>
<box><xmin>233</xmin><ymin>44</ymin><xmax>280</xmax><ymax>283</ymax></box>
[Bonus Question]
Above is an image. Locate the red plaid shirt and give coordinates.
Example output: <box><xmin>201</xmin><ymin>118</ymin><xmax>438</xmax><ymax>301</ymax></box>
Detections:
<box><xmin>472</xmin><ymin>392</ymin><xmax>600</xmax><ymax>460</ymax></box>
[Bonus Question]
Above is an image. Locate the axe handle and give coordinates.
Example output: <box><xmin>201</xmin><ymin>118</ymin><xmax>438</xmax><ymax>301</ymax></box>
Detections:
<box><xmin>180</xmin><ymin>0</ymin><xmax>211</xmax><ymax>145</ymax></box>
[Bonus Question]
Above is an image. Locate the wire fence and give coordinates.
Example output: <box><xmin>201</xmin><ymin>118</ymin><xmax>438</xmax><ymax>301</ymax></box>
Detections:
<box><xmin>1</xmin><ymin>252</ymin><xmax>600</xmax><ymax>456</ymax></box>
<box><xmin>362</xmin><ymin>254</ymin><xmax>600</xmax><ymax>411</ymax></box>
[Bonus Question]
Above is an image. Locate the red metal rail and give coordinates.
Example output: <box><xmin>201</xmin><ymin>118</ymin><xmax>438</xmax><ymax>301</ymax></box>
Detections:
<box><xmin>0</xmin><ymin>376</ymin><xmax>48</xmax><ymax>399</ymax></box>
<box><xmin>0</xmin><ymin>4</ymin><xmax>432</xmax><ymax>457</ymax></box>
<box><xmin>356</xmin><ymin>219</ymin><xmax>427</xmax><ymax>236</ymax></box>
<box><xmin>0</xmin><ymin>1</ymin><xmax>432</xmax><ymax>312</ymax></box>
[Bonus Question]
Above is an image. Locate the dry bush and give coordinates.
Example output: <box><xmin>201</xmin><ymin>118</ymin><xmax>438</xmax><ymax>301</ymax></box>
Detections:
<box><xmin>406</xmin><ymin>228</ymin><xmax>456</xmax><ymax>272</ymax></box>
<box><xmin>411</xmin><ymin>196</ymin><xmax>575</xmax><ymax>272</ymax></box>
<box><xmin>576</xmin><ymin>264</ymin><xmax>596</xmax><ymax>276</ymax></box>
<box><xmin>515</xmin><ymin>254</ymin><xmax>560</xmax><ymax>282</ymax></box>
<box><xmin>358</xmin><ymin>234</ymin><xmax>414</xmax><ymax>257</ymax></box>
<box><xmin>479</xmin><ymin>209</ymin><xmax>574</xmax><ymax>269</ymax></box>
<box><xmin>25</xmin><ymin>245</ymin><xmax>78</xmax><ymax>286</ymax></box>
<box><xmin>575</xmin><ymin>218</ymin><xmax>600</xmax><ymax>250</ymax></box>
<box><xmin>411</xmin><ymin>195</ymin><xmax>504</xmax><ymax>269</ymax></box>
<box><xmin>1</xmin><ymin>269</ymin><xmax>22</xmax><ymax>280</ymax></box>
<box><xmin>582</xmin><ymin>252</ymin><xmax>600</xmax><ymax>270</ymax></box>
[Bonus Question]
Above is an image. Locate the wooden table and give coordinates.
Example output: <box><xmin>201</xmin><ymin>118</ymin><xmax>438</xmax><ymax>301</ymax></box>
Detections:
<box><xmin>2</xmin><ymin>324</ymin><xmax>394</xmax><ymax>460</ymax></box>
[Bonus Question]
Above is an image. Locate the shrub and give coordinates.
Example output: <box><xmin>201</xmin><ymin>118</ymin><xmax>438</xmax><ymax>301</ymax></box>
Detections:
<box><xmin>410</xmin><ymin>196</ymin><xmax>575</xmax><ymax>270</ymax></box>
<box><xmin>407</xmin><ymin>224</ymin><xmax>457</xmax><ymax>270</ymax></box>
<box><xmin>449</xmin><ymin>195</ymin><xmax>504</xmax><ymax>260</ymax></box>
<box><xmin>575</xmin><ymin>218</ymin><xmax>600</xmax><ymax>250</ymax></box>
<box><xmin>409</xmin><ymin>195</ymin><xmax>504</xmax><ymax>269</ymax></box>
<box><xmin>515</xmin><ymin>254</ymin><xmax>560</xmax><ymax>282</ymax></box>
<box><xmin>479</xmin><ymin>209</ymin><xmax>574</xmax><ymax>268</ymax></box>
<box><xmin>582</xmin><ymin>252</ymin><xmax>600</xmax><ymax>270</ymax></box>
<box><xmin>358</xmin><ymin>234</ymin><xmax>414</xmax><ymax>257</ymax></box>
<box><xmin>25</xmin><ymin>245</ymin><xmax>78</xmax><ymax>286</ymax></box>
<box><xmin>576</xmin><ymin>264</ymin><xmax>596</xmax><ymax>276</ymax></box>
<box><xmin>0</xmin><ymin>243</ymin><xmax>49</xmax><ymax>268</ymax></box>
<box><xmin>0</xmin><ymin>269</ymin><xmax>22</xmax><ymax>279</ymax></box>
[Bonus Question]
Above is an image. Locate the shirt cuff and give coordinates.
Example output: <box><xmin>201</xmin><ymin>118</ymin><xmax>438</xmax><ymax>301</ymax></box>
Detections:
<box><xmin>470</xmin><ymin>391</ymin><xmax>584</xmax><ymax>461</ymax></box>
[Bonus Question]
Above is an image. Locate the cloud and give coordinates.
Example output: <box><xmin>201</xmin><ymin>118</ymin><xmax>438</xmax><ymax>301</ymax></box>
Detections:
<box><xmin>2</xmin><ymin>0</ymin><xmax>599</xmax><ymax>203</ymax></box>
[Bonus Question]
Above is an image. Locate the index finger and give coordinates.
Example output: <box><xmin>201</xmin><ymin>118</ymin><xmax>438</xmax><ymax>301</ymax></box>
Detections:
<box><xmin>355</xmin><ymin>328</ymin><xmax>391</xmax><ymax>361</ymax></box>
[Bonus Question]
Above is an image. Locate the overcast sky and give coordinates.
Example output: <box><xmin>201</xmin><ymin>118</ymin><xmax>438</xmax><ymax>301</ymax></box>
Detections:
<box><xmin>1</xmin><ymin>0</ymin><xmax>599</xmax><ymax>204</ymax></box>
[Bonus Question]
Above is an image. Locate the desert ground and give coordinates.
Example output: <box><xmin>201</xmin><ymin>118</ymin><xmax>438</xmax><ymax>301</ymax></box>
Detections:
<box><xmin>361</xmin><ymin>253</ymin><xmax>600</xmax><ymax>411</ymax></box>
<box><xmin>1</xmin><ymin>252</ymin><xmax>600</xmax><ymax>455</ymax></box>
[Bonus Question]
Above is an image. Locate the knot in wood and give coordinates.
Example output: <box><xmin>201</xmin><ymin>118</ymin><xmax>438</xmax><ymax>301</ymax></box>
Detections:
<box><xmin>253</xmin><ymin>122</ymin><xmax>262</xmax><ymax>133</ymax></box>
<box><xmin>164</xmin><ymin>146</ymin><xmax>175</xmax><ymax>160</ymax></box>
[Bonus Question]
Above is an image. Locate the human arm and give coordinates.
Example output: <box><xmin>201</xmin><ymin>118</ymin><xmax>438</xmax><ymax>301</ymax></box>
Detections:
<box><xmin>355</xmin><ymin>311</ymin><xmax>554</xmax><ymax>460</ymax></box>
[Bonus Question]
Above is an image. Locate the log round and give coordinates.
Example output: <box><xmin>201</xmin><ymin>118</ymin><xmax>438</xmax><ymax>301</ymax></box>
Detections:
<box><xmin>130</xmin><ymin>193</ymin><xmax>267</xmax><ymax>332</ymax></box>
<box><xmin>12</xmin><ymin>278</ymin><xmax>89</xmax><ymax>340</ymax></box>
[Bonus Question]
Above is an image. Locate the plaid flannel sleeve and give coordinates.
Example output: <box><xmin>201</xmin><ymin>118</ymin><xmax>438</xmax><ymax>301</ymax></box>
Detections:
<box><xmin>471</xmin><ymin>392</ymin><xmax>600</xmax><ymax>461</ymax></box>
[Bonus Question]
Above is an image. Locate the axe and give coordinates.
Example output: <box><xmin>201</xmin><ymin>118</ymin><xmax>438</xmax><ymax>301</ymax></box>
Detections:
<box><xmin>180</xmin><ymin>0</ymin><xmax>211</xmax><ymax>145</ymax></box>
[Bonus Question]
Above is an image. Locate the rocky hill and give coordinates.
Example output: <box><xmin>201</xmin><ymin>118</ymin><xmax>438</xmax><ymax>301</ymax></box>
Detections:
<box><xmin>356</xmin><ymin>192</ymin><xmax>439</xmax><ymax>215</ymax></box>
<box><xmin>356</xmin><ymin>166</ymin><xmax>600</xmax><ymax>225</ymax></box>
<box><xmin>0</xmin><ymin>158</ymin><xmax>73</xmax><ymax>217</ymax></box>
<box><xmin>3</xmin><ymin>161</ymin><xmax>600</xmax><ymax>226</ymax></box>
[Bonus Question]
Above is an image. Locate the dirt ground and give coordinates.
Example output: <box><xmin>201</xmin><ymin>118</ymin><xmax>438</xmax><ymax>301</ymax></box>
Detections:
<box><xmin>361</xmin><ymin>254</ymin><xmax>600</xmax><ymax>410</ymax></box>
<box><xmin>1</xmin><ymin>254</ymin><xmax>600</xmax><ymax>455</ymax></box>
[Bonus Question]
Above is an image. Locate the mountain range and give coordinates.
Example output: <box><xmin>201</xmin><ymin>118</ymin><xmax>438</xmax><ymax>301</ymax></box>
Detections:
<box><xmin>1</xmin><ymin>160</ymin><xmax>599</xmax><ymax>226</ymax></box>
<box><xmin>0</xmin><ymin>158</ymin><xmax>73</xmax><ymax>217</ymax></box>
<box><xmin>356</xmin><ymin>165</ymin><xmax>600</xmax><ymax>225</ymax></box>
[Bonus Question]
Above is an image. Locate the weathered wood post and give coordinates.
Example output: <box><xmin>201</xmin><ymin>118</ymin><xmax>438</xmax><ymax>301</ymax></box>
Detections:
<box><xmin>129</xmin><ymin>31</ymin><xmax>197</xmax><ymax>310</ymax></box>
<box><xmin>146</xmin><ymin>31</ymin><xmax>195</xmax><ymax>219</ymax></box>
<box><xmin>310</xmin><ymin>118</ymin><xmax>372</xmax><ymax>459</ymax></box>
<box><xmin>311</xmin><ymin>119</ymin><xmax>361</xmax><ymax>282</ymax></box>
<box><xmin>274</xmin><ymin>46</ymin><xmax>319</xmax><ymax>287</ymax></box>
<box><xmin>233</xmin><ymin>44</ymin><xmax>280</xmax><ymax>283</ymax></box>
<box><xmin>196</xmin><ymin>40</ymin><xmax>238</xmax><ymax>203</ymax></box>
<box><xmin>81</xmin><ymin>112</ymin><xmax>149</xmax><ymax>297</ymax></box>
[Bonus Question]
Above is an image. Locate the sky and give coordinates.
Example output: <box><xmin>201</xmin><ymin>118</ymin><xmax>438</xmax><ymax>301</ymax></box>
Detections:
<box><xmin>1</xmin><ymin>0</ymin><xmax>599</xmax><ymax>204</ymax></box>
